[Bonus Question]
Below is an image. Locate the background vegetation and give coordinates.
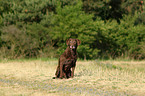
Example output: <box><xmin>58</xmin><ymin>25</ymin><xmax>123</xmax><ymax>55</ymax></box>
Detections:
<box><xmin>0</xmin><ymin>0</ymin><xmax>145</xmax><ymax>60</ymax></box>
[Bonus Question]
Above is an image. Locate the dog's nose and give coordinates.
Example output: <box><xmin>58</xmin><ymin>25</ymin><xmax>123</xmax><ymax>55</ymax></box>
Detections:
<box><xmin>70</xmin><ymin>46</ymin><xmax>75</xmax><ymax>49</ymax></box>
<box><xmin>73</xmin><ymin>46</ymin><xmax>75</xmax><ymax>49</ymax></box>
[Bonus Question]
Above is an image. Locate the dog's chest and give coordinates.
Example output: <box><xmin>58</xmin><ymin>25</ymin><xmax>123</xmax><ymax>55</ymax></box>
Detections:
<box><xmin>67</xmin><ymin>50</ymin><xmax>77</xmax><ymax>59</ymax></box>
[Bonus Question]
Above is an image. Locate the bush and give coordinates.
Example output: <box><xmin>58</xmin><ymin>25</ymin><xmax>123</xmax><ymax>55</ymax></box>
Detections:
<box><xmin>26</xmin><ymin>23</ymin><xmax>56</xmax><ymax>58</ymax></box>
<box><xmin>99</xmin><ymin>14</ymin><xmax>145</xmax><ymax>59</ymax></box>
<box><xmin>0</xmin><ymin>0</ymin><xmax>144</xmax><ymax>60</ymax></box>
<box><xmin>1</xmin><ymin>25</ymin><xmax>30</xmax><ymax>59</ymax></box>
<box><xmin>0</xmin><ymin>24</ymin><xmax>56</xmax><ymax>59</ymax></box>
<box><xmin>49</xmin><ymin>1</ymin><xmax>101</xmax><ymax>59</ymax></box>
<box><xmin>135</xmin><ymin>12</ymin><xmax>145</xmax><ymax>25</ymax></box>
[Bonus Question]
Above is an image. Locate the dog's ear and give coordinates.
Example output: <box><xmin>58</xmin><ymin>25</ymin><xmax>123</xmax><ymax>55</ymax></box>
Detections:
<box><xmin>76</xmin><ymin>39</ymin><xmax>81</xmax><ymax>46</ymax></box>
<box><xmin>66</xmin><ymin>39</ymin><xmax>70</xmax><ymax>45</ymax></box>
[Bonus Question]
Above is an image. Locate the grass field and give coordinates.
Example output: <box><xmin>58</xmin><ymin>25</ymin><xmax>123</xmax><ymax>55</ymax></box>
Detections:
<box><xmin>0</xmin><ymin>59</ymin><xmax>145</xmax><ymax>96</ymax></box>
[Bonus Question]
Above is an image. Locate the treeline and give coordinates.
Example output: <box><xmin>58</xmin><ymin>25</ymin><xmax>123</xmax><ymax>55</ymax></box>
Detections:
<box><xmin>0</xmin><ymin>0</ymin><xmax>145</xmax><ymax>60</ymax></box>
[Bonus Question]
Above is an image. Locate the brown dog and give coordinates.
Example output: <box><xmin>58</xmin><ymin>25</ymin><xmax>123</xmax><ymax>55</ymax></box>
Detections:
<box><xmin>54</xmin><ymin>38</ymin><xmax>81</xmax><ymax>79</ymax></box>
<box><xmin>55</xmin><ymin>59</ymin><xmax>72</xmax><ymax>78</ymax></box>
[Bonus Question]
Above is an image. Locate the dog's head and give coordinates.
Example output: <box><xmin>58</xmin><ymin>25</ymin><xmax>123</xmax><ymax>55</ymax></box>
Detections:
<box><xmin>66</xmin><ymin>38</ymin><xmax>81</xmax><ymax>50</ymax></box>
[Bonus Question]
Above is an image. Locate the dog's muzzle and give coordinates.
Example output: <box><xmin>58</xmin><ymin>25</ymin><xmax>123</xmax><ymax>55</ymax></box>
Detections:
<box><xmin>70</xmin><ymin>46</ymin><xmax>76</xmax><ymax>49</ymax></box>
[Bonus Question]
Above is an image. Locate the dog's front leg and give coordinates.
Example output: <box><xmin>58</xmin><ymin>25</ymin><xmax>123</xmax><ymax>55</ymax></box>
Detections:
<box><xmin>59</xmin><ymin>63</ymin><xmax>64</xmax><ymax>79</ymax></box>
<box><xmin>55</xmin><ymin>66</ymin><xmax>60</xmax><ymax>78</ymax></box>
<box><xmin>71</xmin><ymin>60</ymin><xmax>76</xmax><ymax>78</ymax></box>
<box><xmin>71</xmin><ymin>65</ymin><xmax>75</xmax><ymax>78</ymax></box>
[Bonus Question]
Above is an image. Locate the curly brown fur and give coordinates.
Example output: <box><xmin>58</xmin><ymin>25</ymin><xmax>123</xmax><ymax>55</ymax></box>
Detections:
<box><xmin>54</xmin><ymin>38</ymin><xmax>81</xmax><ymax>79</ymax></box>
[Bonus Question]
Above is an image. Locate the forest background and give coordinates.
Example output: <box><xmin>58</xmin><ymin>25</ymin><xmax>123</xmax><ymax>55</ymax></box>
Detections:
<box><xmin>0</xmin><ymin>0</ymin><xmax>145</xmax><ymax>60</ymax></box>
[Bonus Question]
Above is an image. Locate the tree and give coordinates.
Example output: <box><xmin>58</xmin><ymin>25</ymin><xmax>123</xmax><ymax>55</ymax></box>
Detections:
<box><xmin>0</xmin><ymin>15</ymin><xmax>2</xmax><ymax>47</ymax></box>
<box><xmin>82</xmin><ymin>0</ymin><xmax>124</xmax><ymax>22</ymax></box>
<box><xmin>82</xmin><ymin>0</ymin><xmax>144</xmax><ymax>23</ymax></box>
<box><xmin>101</xmin><ymin>14</ymin><xmax>145</xmax><ymax>59</ymax></box>
<box><xmin>50</xmin><ymin>1</ymin><xmax>102</xmax><ymax>59</ymax></box>
<box><xmin>2</xmin><ymin>0</ymin><xmax>56</xmax><ymax>25</ymax></box>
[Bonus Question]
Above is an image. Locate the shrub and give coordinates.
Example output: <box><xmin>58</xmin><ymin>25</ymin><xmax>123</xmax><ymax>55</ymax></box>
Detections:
<box><xmin>100</xmin><ymin>14</ymin><xmax>145</xmax><ymax>59</ymax></box>
<box><xmin>26</xmin><ymin>23</ymin><xmax>56</xmax><ymax>58</ymax></box>
<box><xmin>1</xmin><ymin>25</ymin><xmax>30</xmax><ymax>59</ymax></box>
<box><xmin>49</xmin><ymin>1</ymin><xmax>101</xmax><ymax>59</ymax></box>
<box><xmin>0</xmin><ymin>24</ymin><xmax>56</xmax><ymax>59</ymax></box>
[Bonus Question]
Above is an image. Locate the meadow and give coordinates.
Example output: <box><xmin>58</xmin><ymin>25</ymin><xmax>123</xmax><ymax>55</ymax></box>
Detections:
<box><xmin>0</xmin><ymin>59</ymin><xmax>145</xmax><ymax>96</ymax></box>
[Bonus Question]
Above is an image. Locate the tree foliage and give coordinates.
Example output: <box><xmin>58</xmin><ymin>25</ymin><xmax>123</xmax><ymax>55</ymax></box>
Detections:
<box><xmin>50</xmin><ymin>1</ymin><xmax>101</xmax><ymax>59</ymax></box>
<box><xmin>0</xmin><ymin>0</ymin><xmax>145</xmax><ymax>60</ymax></box>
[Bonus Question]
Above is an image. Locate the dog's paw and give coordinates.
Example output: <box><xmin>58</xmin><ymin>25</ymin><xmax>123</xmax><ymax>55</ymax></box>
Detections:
<box><xmin>59</xmin><ymin>76</ymin><xmax>63</xmax><ymax>79</ymax></box>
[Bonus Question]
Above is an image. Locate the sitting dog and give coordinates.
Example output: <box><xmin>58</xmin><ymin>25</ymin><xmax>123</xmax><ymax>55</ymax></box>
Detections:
<box><xmin>55</xmin><ymin>59</ymin><xmax>72</xmax><ymax>78</ymax></box>
<box><xmin>54</xmin><ymin>38</ymin><xmax>81</xmax><ymax>79</ymax></box>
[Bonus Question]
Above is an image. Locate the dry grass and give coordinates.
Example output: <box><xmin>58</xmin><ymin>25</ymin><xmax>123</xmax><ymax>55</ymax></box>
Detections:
<box><xmin>0</xmin><ymin>59</ymin><xmax>145</xmax><ymax>96</ymax></box>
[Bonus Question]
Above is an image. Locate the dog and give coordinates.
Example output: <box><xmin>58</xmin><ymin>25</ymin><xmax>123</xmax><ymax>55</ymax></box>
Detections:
<box><xmin>54</xmin><ymin>38</ymin><xmax>81</xmax><ymax>79</ymax></box>
<box><xmin>55</xmin><ymin>60</ymin><xmax>72</xmax><ymax>78</ymax></box>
